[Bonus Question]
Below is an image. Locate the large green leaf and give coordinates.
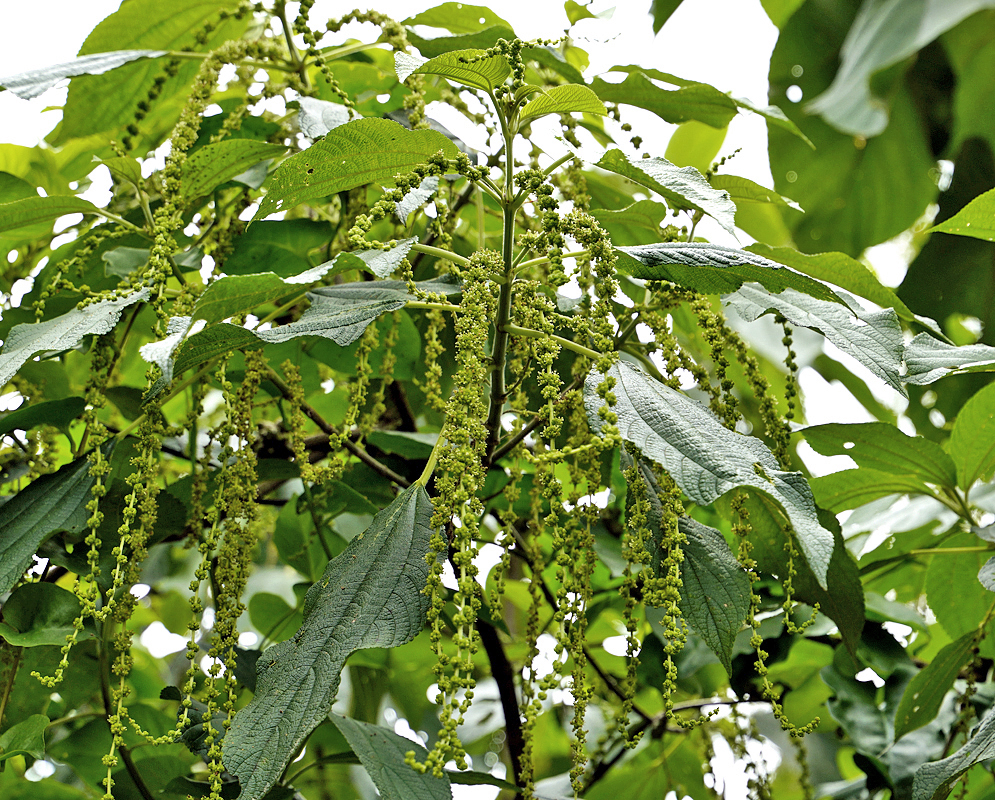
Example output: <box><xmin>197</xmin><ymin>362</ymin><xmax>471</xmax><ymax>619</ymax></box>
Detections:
<box><xmin>585</xmin><ymin>361</ymin><xmax>834</xmax><ymax>587</ymax></box>
<box><xmin>745</xmin><ymin>243</ymin><xmax>916</xmax><ymax>322</ymax></box>
<box><xmin>402</xmin><ymin>4</ymin><xmax>513</xmax><ymax>33</ymax></box>
<box><xmin>614</xmin><ymin>242</ymin><xmax>841</xmax><ymax>303</ymax></box>
<box><xmin>913</xmin><ymin>704</ymin><xmax>995</xmax><ymax>800</ymax></box>
<box><xmin>255</xmin><ymin>119</ymin><xmax>460</xmax><ymax>218</ymax></box>
<box><xmin>0</xmin><ymin>50</ymin><xmax>166</xmax><ymax>99</ymax></box>
<box><xmin>903</xmin><ymin>333</ymin><xmax>995</xmax><ymax>385</ymax></box>
<box><xmin>0</xmin><ymin>397</ymin><xmax>85</xmax><ymax>439</ymax></box>
<box><xmin>53</xmin><ymin>0</ymin><xmax>247</xmax><ymax>144</ymax></box>
<box><xmin>0</xmin><ymin>449</ymin><xmax>105</xmax><ymax>594</ymax></box>
<box><xmin>595</xmin><ymin>149</ymin><xmax>736</xmax><ymax>234</ymax></box>
<box><xmin>222</xmin><ymin>484</ymin><xmax>436</xmax><ymax>800</ymax></box>
<box><xmin>0</xmin><ymin>715</ymin><xmax>49</xmax><ymax>763</ymax></box>
<box><xmin>519</xmin><ymin>84</ymin><xmax>606</xmax><ymax>123</ymax></box>
<box><xmin>0</xmin><ymin>583</ymin><xmax>90</xmax><ymax>647</ymax></box>
<box><xmin>810</xmin><ymin>468</ymin><xmax>934</xmax><ymax>512</ymax></box>
<box><xmin>395</xmin><ymin>49</ymin><xmax>511</xmax><ymax>92</ymax></box>
<box><xmin>0</xmin><ymin>196</ymin><xmax>106</xmax><ymax>234</ymax></box>
<box><xmin>181</xmin><ymin>139</ymin><xmax>287</xmax><ymax>198</ymax></box>
<box><xmin>406</xmin><ymin>26</ymin><xmax>518</xmax><ymax>59</ymax></box>
<box><xmin>589</xmin><ymin>72</ymin><xmax>737</xmax><ymax>129</ymax></box>
<box><xmin>329</xmin><ymin>715</ymin><xmax>452</xmax><ymax>800</ymax></box>
<box><xmin>590</xmin><ymin>200</ymin><xmax>669</xmax><ymax>241</ymax></box>
<box><xmin>678</xmin><ymin>516</ymin><xmax>751</xmax><ymax>675</ymax></box>
<box><xmin>929</xmin><ymin>186</ymin><xmax>995</xmax><ymax>242</ymax></box>
<box><xmin>804</xmin><ymin>422</ymin><xmax>957</xmax><ymax>489</ymax></box>
<box><xmin>806</xmin><ymin>0</ymin><xmax>995</xmax><ymax>137</ymax></box>
<box><xmin>949</xmin><ymin>381</ymin><xmax>995</xmax><ymax>491</ymax></box>
<box><xmin>0</xmin><ymin>288</ymin><xmax>148</xmax><ymax>389</ymax></box>
<box><xmin>926</xmin><ymin>532</ymin><xmax>995</xmax><ymax>659</ymax></box>
<box><xmin>224</xmin><ymin>219</ymin><xmax>331</xmax><ymax>277</ymax></box>
<box><xmin>723</xmin><ymin>283</ymin><xmax>906</xmax><ymax>394</ymax></box>
<box><xmin>895</xmin><ymin>632</ymin><xmax>976</xmax><ymax>740</ymax></box>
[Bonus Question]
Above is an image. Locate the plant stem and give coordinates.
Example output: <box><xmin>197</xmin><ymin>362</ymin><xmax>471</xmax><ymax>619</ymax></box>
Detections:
<box><xmin>489</xmin><ymin>377</ymin><xmax>583</xmax><ymax>464</ymax></box>
<box><xmin>410</xmin><ymin>242</ymin><xmax>471</xmax><ymax>267</ymax></box>
<box><xmin>516</xmin><ymin>249</ymin><xmax>588</xmax><ymax>272</ymax></box>
<box><xmin>503</xmin><ymin>324</ymin><xmax>601</xmax><ymax>361</ymax></box>
<box><xmin>909</xmin><ymin>546</ymin><xmax>993</xmax><ymax>555</ymax></box>
<box><xmin>476</xmin><ymin>619</ymin><xmax>524</xmax><ymax>785</ymax></box>
<box><xmin>406</xmin><ymin>300</ymin><xmax>461</xmax><ymax>313</ymax></box>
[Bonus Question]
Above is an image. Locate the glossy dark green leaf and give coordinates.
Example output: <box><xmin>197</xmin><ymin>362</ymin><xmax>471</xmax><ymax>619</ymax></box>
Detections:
<box><xmin>222</xmin><ymin>484</ymin><xmax>436</xmax><ymax>800</ymax></box>
<box><xmin>256</xmin><ymin>119</ymin><xmax>460</xmax><ymax>218</ymax></box>
<box><xmin>0</xmin><ymin>583</ymin><xmax>90</xmax><ymax>647</ymax></box>
<box><xmin>586</xmin><ymin>361</ymin><xmax>834</xmax><ymax>587</ymax></box>
<box><xmin>950</xmin><ymin>381</ymin><xmax>995</xmax><ymax>491</ymax></box>
<box><xmin>395</xmin><ymin>49</ymin><xmax>511</xmax><ymax>92</ymax></box>
<box><xmin>0</xmin><ymin>397</ymin><xmax>85</xmax><ymax>439</ymax></box>
<box><xmin>724</xmin><ymin>283</ymin><xmax>906</xmax><ymax>394</ymax></box>
<box><xmin>519</xmin><ymin>84</ymin><xmax>606</xmax><ymax>122</ymax></box>
<box><xmin>589</xmin><ymin>72</ymin><xmax>737</xmax><ymax>129</ymax></box>
<box><xmin>402</xmin><ymin>3</ymin><xmax>512</xmax><ymax>33</ymax></box>
<box><xmin>903</xmin><ymin>333</ymin><xmax>995</xmax><ymax>385</ymax></box>
<box><xmin>650</xmin><ymin>0</ymin><xmax>683</xmax><ymax>32</ymax></box>
<box><xmin>896</xmin><ymin>633</ymin><xmax>976</xmax><ymax>740</ymax></box>
<box><xmin>913</xmin><ymin>704</ymin><xmax>995</xmax><ymax>800</ymax></box>
<box><xmin>0</xmin><ymin>714</ymin><xmax>49</xmax><ymax>763</ymax></box>
<box><xmin>0</xmin><ymin>195</ymin><xmax>105</xmax><ymax>234</ymax></box>
<box><xmin>181</xmin><ymin>139</ymin><xmax>286</xmax><ymax>198</ymax></box>
<box><xmin>0</xmin><ymin>50</ymin><xmax>166</xmax><ymax>99</ymax></box>
<box><xmin>746</xmin><ymin>242</ymin><xmax>916</xmax><ymax>322</ymax></box>
<box><xmin>329</xmin><ymin>715</ymin><xmax>452</xmax><ymax>800</ymax></box>
<box><xmin>615</xmin><ymin>242</ymin><xmax>840</xmax><ymax>303</ymax></box>
<box><xmin>366</xmin><ymin>431</ymin><xmax>438</xmax><ymax>459</ymax></box>
<box><xmin>804</xmin><ymin>422</ymin><xmax>957</xmax><ymax>488</ymax></box>
<box><xmin>596</xmin><ymin>149</ymin><xmax>736</xmax><ymax>234</ymax></box>
<box><xmin>0</xmin><ymin>288</ymin><xmax>148</xmax><ymax>388</ymax></box>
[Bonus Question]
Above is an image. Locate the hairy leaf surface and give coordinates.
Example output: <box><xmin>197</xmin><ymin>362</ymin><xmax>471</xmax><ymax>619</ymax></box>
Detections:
<box><xmin>903</xmin><ymin>334</ymin><xmax>995</xmax><ymax>385</ymax></box>
<box><xmin>0</xmin><ymin>50</ymin><xmax>166</xmax><ymax>99</ymax></box>
<box><xmin>913</xmin><ymin>703</ymin><xmax>995</xmax><ymax>800</ymax></box>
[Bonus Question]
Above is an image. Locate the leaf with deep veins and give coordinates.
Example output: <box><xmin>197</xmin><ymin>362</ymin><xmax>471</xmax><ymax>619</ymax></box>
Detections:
<box><xmin>586</xmin><ymin>361</ymin><xmax>833</xmax><ymax>587</ymax></box>
<box><xmin>222</xmin><ymin>484</ymin><xmax>436</xmax><ymax>800</ymax></box>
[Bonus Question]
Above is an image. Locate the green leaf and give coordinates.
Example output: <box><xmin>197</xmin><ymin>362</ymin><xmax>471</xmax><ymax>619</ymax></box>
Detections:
<box><xmin>53</xmin><ymin>0</ymin><xmax>248</xmax><ymax>144</ymax></box>
<box><xmin>746</xmin><ymin>243</ymin><xmax>916</xmax><ymax>322</ymax></box>
<box><xmin>913</xmin><ymin>703</ymin><xmax>995</xmax><ymax>800</ymax></box>
<box><xmin>181</xmin><ymin>139</ymin><xmax>287</xmax><ymax>198</ymax></box>
<box><xmin>395</xmin><ymin>49</ymin><xmax>511</xmax><ymax>92</ymax></box>
<box><xmin>711</xmin><ymin>176</ymin><xmax>801</xmax><ymax>213</ymax></box>
<box><xmin>0</xmin><ymin>583</ymin><xmax>91</xmax><ymax>647</ymax></box>
<box><xmin>329</xmin><ymin>715</ymin><xmax>452</xmax><ymax>800</ymax></box>
<box><xmin>366</xmin><ymin>431</ymin><xmax>438</xmax><ymax>460</ymax></box>
<box><xmin>222</xmin><ymin>484</ymin><xmax>436</xmax><ymax>800</ymax></box>
<box><xmin>102</xmin><ymin>246</ymin><xmax>149</xmax><ymax>278</ymax></box>
<box><xmin>903</xmin><ymin>333</ymin><xmax>995</xmax><ymax>385</ymax></box>
<box><xmin>0</xmin><ymin>50</ymin><xmax>167</xmax><ymax>99</ymax></box>
<box><xmin>407</xmin><ymin>25</ymin><xmax>517</xmax><ymax>59</ymax></box>
<box><xmin>615</xmin><ymin>242</ymin><xmax>841</xmax><ymax>303</ymax></box>
<box><xmin>96</xmin><ymin>156</ymin><xmax>142</xmax><ymax>188</ymax></box>
<box><xmin>519</xmin><ymin>84</ymin><xmax>607</xmax><ymax>123</ymax></box>
<box><xmin>723</xmin><ymin>283</ymin><xmax>906</xmax><ymax>394</ymax></box>
<box><xmin>678</xmin><ymin>516</ymin><xmax>751</xmax><ymax>674</ymax></box>
<box><xmin>666</xmin><ymin>121</ymin><xmax>728</xmax><ymax>175</ymax></box>
<box><xmin>0</xmin><ymin>195</ymin><xmax>105</xmax><ymax>234</ymax></box>
<box><xmin>0</xmin><ymin>714</ymin><xmax>49</xmax><ymax>763</ymax></box>
<box><xmin>327</xmin><ymin>239</ymin><xmax>417</xmax><ymax>279</ymax></box>
<box><xmin>589</xmin><ymin>72</ymin><xmax>737</xmax><ymax>129</ymax></box>
<box><xmin>0</xmin><ymin>288</ymin><xmax>148</xmax><ymax>389</ymax></box>
<box><xmin>586</xmin><ymin>361</ymin><xmax>834</xmax><ymax>587</ymax></box>
<box><xmin>950</xmin><ymin>381</ymin><xmax>995</xmax><ymax>491</ymax></box>
<box><xmin>397</xmin><ymin>176</ymin><xmax>440</xmax><ymax>224</ymax></box>
<box><xmin>926</xmin><ymin>531</ymin><xmax>995</xmax><ymax>662</ymax></box>
<box><xmin>565</xmin><ymin>1</ymin><xmax>614</xmax><ymax>23</ymax></box>
<box><xmin>810</xmin><ymin>468</ymin><xmax>933</xmax><ymax>512</ymax></box>
<box><xmin>729</xmin><ymin>96</ymin><xmax>815</xmax><ymax>148</ymax></box>
<box><xmin>0</xmin><ymin>397</ymin><xmax>85</xmax><ymax>439</ymax></box>
<box><xmin>806</xmin><ymin>0</ymin><xmax>992</xmax><ymax>137</ymax></box>
<box><xmin>255</xmin><ymin>119</ymin><xmax>460</xmax><ymax>218</ymax></box>
<box><xmin>981</xmin><ymin>556</ymin><xmax>995</xmax><ymax>591</ymax></box>
<box><xmin>760</xmin><ymin>0</ymin><xmax>804</xmax><ymax>28</ymax></box>
<box><xmin>590</xmin><ymin>200</ymin><xmax>669</xmax><ymax>239</ymax></box>
<box><xmin>595</xmin><ymin>149</ymin><xmax>736</xmax><ymax>234</ymax></box>
<box><xmin>895</xmin><ymin>633</ymin><xmax>976</xmax><ymax>741</ymax></box>
<box><xmin>804</xmin><ymin>422</ymin><xmax>957</xmax><ymax>489</ymax></box>
<box><xmin>929</xmin><ymin>186</ymin><xmax>995</xmax><ymax>242</ymax></box>
<box><xmin>650</xmin><ymin>0</ymin><xmax>683</xmax><ymax>32</ymax></box>
<box><xmin>298</xmin><ymin>97</ymin><xmax>355</xmax><ymax>139</ymax></box>
<box><xmin>225</xmin><ymin>219</ymin><xmax>330</xmax><ymax>278</ymax></box>
<box><xmin>403</xmin><ymin>4</ymin><xmax>513</xmax><ymax>33</ymax></box>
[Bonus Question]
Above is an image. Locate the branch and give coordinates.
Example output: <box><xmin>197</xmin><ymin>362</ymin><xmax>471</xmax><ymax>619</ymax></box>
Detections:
<box><xmin>476</xmin><ymin>618</ymin><xmax>525</xmax><ymax>785</ymax></box>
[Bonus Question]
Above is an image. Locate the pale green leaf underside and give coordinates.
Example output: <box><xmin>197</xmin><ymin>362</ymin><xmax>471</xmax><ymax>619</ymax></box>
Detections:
<box><xmin>222</xmin><ymin>484</ymin><xmax>436</xmax><ymax>800</ymax></box>
<box><xmin>949</xmin><ymin>381</ymin><xmax>995</xmax><ymax>491</ymax></box>
<box><xmin>329</xmin><ymin>715</ymin><xmax>452</xmax><ymax>800</ymax></box>
<box><xmin>395</xmin><ymin>49</ymin><xmax>511</xmax><ymax>92</ymax></box>
<box><xmin>804</xmin><ymin>422</ymin><xmax>957</xmax><ymax>489</ymax></box>
<box><xmin>0</xmin><ymin>195</ymin><xmax>106</xmax><ymax>234</ymax></box>
<box><xmin>723</xmin><ymin>283</ymin><xmax>906</xmax><ymax>394</ymax></box>
<box><xmin>615</xmin><ymin>242</ymin><xmax>841</xmax><ymax>304</ymax></box>
<box><xmin>586</xmin><ymin>361</ymin><xmax>833</xmax><ymax>587</ymax></box>
<box><xmin>298</xmin><ymin>97</ymin><xmax>354</xmax><ymax>139</ymax></box>
<box><xmin>0</xmin><ymin>451</ymin><xmax>102</xmax><ymax>594</ymax></box>
<box><xmin>181</xmin><ymin>139</ymin><xmax>287</xmax><ymax>198</ymax></box>
<box><xmin>519</xmin><ymin>84</ymin><xmax>607</xmax><ymax>123</ymax></box>
<box><xmin>255</xmin><ymin>119</ymin><xmax>460</xmax><ymax>218</ymax></box>
<box><xmin>679</xmin><ymin>516</ymin><xmax>751</xmax><ymax>674</ymax></box>
<box><xmin>396</xmin><ymin>177</ymin><xmax>440</xmax><ymax>225</ymax></box>
<box><xmin>903</xmin><ymin>333</ymin><xmax>995</xmax><ymax>385</ymax></box>
<box><xmin>596</xmin><ymin>149</ymin><xmax>736</xmax><ymax>234</ymax></box>
<box><xmin>0</xmin><ymin>289</ymin><xmax>149</xmax><ymax>388</ymax></box>
<box><xmin>913</xmin><ymin>704</ymin><xmax>995</xmax><ymax>800</ymax></box>
<box><xmin>929</xmin><ymin>187</ymin><xmax>995</xmax><ymax>242</ymax></box>
<box><xmin>0</xmin><ymin>50</ymin><xmax>166</xmax><ymax>99</ymax></box>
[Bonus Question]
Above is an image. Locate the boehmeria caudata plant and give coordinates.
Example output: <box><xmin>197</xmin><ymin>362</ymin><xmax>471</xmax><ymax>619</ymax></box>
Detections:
<box><xmin>4</xmin><ymin>3</ymin><xmax>995</xmax><ymax>800</ymax></box>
